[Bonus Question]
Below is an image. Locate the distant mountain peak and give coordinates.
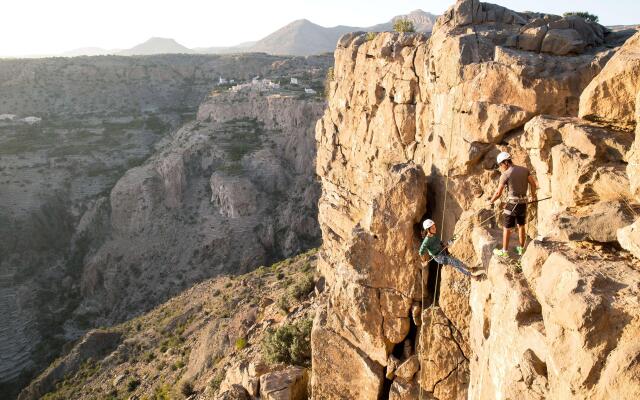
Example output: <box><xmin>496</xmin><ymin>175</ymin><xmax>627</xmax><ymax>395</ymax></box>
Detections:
<box><xmin>118</xmin><ymin>37</ymin><xmax>192</xmax><ymax>56</ymax></box>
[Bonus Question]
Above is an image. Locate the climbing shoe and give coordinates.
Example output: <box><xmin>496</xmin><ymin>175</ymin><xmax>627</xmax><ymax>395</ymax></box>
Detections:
<box><xmin>493</xmin><ymin>248</ymin><xmax>509</xmax><ymax>258</ymax></box>
<box><xmin>516</xmin><ymin>246</ymin><xmax>525</xmax><ymax>256</ymax></box>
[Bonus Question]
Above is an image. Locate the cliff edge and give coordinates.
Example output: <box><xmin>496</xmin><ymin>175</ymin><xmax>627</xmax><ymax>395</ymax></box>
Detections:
<box><xmin>312</xmin><ymin>0</ymin><xmax>639</xmax><ymax>399</ymax></box>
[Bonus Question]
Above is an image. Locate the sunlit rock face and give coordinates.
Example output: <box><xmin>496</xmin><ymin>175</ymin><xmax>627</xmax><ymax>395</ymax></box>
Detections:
<box><xmin>311</xmin><ymin>0</ymin><xmax>639</xmax><ymax>398</ymax></box>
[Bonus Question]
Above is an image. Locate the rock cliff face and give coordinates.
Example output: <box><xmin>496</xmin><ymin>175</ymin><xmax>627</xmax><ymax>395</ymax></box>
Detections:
<box><xmin>79</xmin><ymin>90</ymin><xmax>325</xmax><ymax>327</ymax></box>
<box><xmin>312</xmin><ymin>1</ymin><xmax>639</xmax><ymax>399</ymax></box>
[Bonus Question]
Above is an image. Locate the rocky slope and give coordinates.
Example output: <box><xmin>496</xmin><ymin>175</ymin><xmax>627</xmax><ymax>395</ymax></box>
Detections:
<box><xmin>312</xmin><ymin>0</ymin><xmax>639</xmax><ymax>399</ymax></box>
<box><xmin>0</xmin><ymin>54</ymin><xmax>331</xmax><ymax>398</ymax></box>
<box><xmin>20</xmin><ymin>250</ymin><xmax>321</xmax><ymax>400</ymax></box>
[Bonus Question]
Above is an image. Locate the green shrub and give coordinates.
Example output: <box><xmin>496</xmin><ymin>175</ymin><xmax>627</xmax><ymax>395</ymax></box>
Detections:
<box><xmin>209</xmin><ymin>371</ymin><xmax>224</xmax><ymax>393</ymax></box>
<box><xmin>393</xmin><ymin>19</ymin><xmax>415</xmax><ymax>33</ymax></box>
<box><xmin>180</xmin><ymin>380</ymin><xmax>195</xmax><ymax>397</ymax></box>
<box><xmin>276</xmin><ymin>295</ymin><xmax>290</xmax><ymax>314</ymax></box>
<box><xmin>289</xmin><ymin>274</ymin><xmax>315</xmax><ymax>300</ymax></box>
<box><xmin>152</xmin><ymin>384</ymin><xmax>171</xmax><ymax>400</ymax></box>
<box><xmin>262</xmin><ymin>319</ymin><xmax>312</xmax><ymax>366</ymax></box>
<box><xmin>563</xmin><ymin>11</ymin><xmax>599</xmax><ymax>22</ymax></box>
<box><xmin>365</xmin><ymin>32</ymin><xmax>377</xmax><ymax>41</ymax></box>
<box><xmin>235</xmin><ymin>337</ymin><xmax>248</xmax><ymax>350</ymax></box>
<box><xmin>127</xmin><ymin>378</ymin><xmax>141</xmax><ymax>392</ymax></box>
<box><xmin>144</xmin><ymin>351</ymin><xmax>156</xmax><ymax>363</ymax></box>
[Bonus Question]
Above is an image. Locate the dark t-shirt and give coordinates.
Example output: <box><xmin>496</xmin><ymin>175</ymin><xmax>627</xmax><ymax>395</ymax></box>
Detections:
<box><xmin>499</xmin><ymin>165</ymin><xmax>530</xmax><ymax>198</ymax></box>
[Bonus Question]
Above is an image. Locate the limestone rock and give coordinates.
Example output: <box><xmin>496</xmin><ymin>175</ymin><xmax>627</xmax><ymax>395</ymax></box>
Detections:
<box><xmin>579</xmin><ymin>31</ymin><xmax>640</xmax><ymax>130</ymax></box>
<box><xmin>389</xmin><ymin>379</ymin><xmax>420</xmax><ymax>400</ymax></box>
<box><xmin>395</xmin><ymin>355</ymin><xmax>420</xmax><ymax>381</ymax></box>
<box><xmin>504</xmin><ymin>14</ymin><xmax>606</xmax><ymax>55</ymax></box>
<box><xmin>155</xmin><ymin>152</ymin><xmax>186</xmax><ymax>208</ymax></box>
<box><xmin>629</xmin><ymin>91</ymin><xmax>640</xmax><ymax>199</ymax></box>
<box><xmin>469</xmin><ymin>242</ymin><xmax>640</xmax><ymax>400</ymax></box>
<box><xmin>551</xmin><ymin>201</ymin><xmax>635</xmax><ymax>242</ymax></box>
<box><xmin>540</xmin><ymin>28</ymin><xmax>585</xmax><ymax>55</ymax></box>
<box><xmin>210</xmin><ymin>172</ymin><xmax>259</xmax><ymax>218</ymax></box>
<box><xmin>110</xmin><ymin>165</ymin><xmax>163</xmax><ymax>234</ymax></box>
<box><xmin>418</xmin><ymin>307</ymin><xmax>469</xmax><ymax>400</ymax></box>
<box><xmin>311</xmin><ymin>309</ymin><xmax>384</xmax><ymax>399</ymax></box>
<box><xmin>311</xmin><ymin>2</ymin><xmax>637</xmax><ymax>399</ymax></box>
<box><xmin>618</xmin><ymin>219</ymin><xmax>640</xmax><ymax>259</ymax></box>
<box><xmin>386</xmin><ymin>355</ymin><xmax>400</xmax><ymax>379</ymax></box>
<box><xmin>216</xmin><ymin>384</ymin><xmax>250</xmax><ymax>400</ymax></box>
<box><xmin>259</xmin><ymin>366</ymin><xmax>308</xmax><ymax>400</ymax></box>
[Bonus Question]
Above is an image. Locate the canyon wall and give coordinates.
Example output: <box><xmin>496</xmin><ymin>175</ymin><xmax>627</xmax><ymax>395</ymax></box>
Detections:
<box><xmin>0</xmin><ymin>53</ymin><xmax>330</xmax><ymax>398</ymax></box>
<box><xmin>312</xmin><ymin>1</ymin><xmax>639</xmax><ymax>398</ymax></box>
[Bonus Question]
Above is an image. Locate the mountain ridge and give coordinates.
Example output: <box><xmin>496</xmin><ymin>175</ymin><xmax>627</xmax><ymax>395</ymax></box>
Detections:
<box><xmin>11</xmin><ymin>10</ymin><xmax>439</xmax><ymax>58</ymax></box>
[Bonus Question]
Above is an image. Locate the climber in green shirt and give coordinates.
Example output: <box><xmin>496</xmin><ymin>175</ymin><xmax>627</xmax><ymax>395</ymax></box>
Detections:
<box><xmin>419</xmin><ymin>219</ymin><xmax>476</xmax><ymax>278</ymax></box>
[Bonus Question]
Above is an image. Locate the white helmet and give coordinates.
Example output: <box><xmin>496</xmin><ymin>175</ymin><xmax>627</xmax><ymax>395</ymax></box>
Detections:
<box><xmin>422</xmin><ymin>219</ymin><xmax>435</xmax><ymax>230</ymax></box>
<box><xmin>496</xmin><ymin>151</ymin><xmax>511</xmax><ymax>164</ymax></box>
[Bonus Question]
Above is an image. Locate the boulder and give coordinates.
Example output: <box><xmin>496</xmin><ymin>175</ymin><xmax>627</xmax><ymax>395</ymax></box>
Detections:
<box><xmin>215</xmin><ymin>384</ymin><xmax>250</xmax><ymax>400</ymax></box>
<box><xmin>551</xmin><ymin>201</ymin><xmax>635</xmax><ymax>243</ymax></box>
<box><xmin>310</xmin><ymin>310</ymin><xmax>384</xmax><ymax>399</ymax></box>
<box><xmin>518</xmin><ymin>25</ymin><xmax>548</xmax><ymax>52</ymax></box>
<box><xmin>617</xmin><ymin>219</ymin><xmax>640</xmax><ymax>259</ymax></box>
<box><xmin>541</xmin><ymin>29</ymin><xmax>585</xmax><ymax>55</ymax></box>
<box><xmin>579</xmin><ymin>31</ymin><xmax>640</xmax><ymax>130</ymax></box>
<box><xmin>259</xmin><ymin>366</ymin><xmax>308</xmax><ymax>400</ymax></box>
<box><xmin>389</xmin><ymin>379</ymin><xmax>420</xmax><ymax>400</ymax></box>
<box><xmin>394</xmin><ymin>355</ymin><xmax>420</xmax><ymax>381</ymax></box>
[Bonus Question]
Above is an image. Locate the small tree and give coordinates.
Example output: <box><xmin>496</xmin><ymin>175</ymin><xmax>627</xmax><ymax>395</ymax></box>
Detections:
<box><xmin>262</xmin><ymin>319</ymin><xmax>312</xmax><ymax>366</ymax></box>
<box><xmin>563</xmin><ymin>11</ymin><xmax>599</xmax><ymax>23</ymax></box>
<box><xmin>393</xmin><ymin>19</ymin><xmax>415</xmax><ymax>33</ymax></box>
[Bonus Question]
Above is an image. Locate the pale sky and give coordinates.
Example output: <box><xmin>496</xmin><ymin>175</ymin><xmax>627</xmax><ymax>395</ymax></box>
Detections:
<box><xmin>1</xmin><ymin>0</ymin><xmax>638</xmax><ymax>57</ymax></box>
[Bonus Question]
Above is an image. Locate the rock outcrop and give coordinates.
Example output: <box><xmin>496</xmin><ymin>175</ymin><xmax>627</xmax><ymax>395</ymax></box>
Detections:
<box><xmin>469</xmin><ymin>239</ymin><xmax>640</xmax><ymax>400</ymax></box>
<box><xmin>312</xmin><ymin>0</ymin><xmax>639</xmax><ymax>399</ymax></box>
<box><xmin>77</xmin><ymin>90</ymin><xmax>325</xmax><ymax>330</ymax></box>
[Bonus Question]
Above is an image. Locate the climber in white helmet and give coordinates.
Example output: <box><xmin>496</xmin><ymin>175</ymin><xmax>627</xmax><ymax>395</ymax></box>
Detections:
<box><xmin>419</xmin><ymin>219</ymin><xmax>482</xmax><ymax>279</ymax></box>
<box><xmin>489</xmin><ymin>151</ymin><xmax>538</xmax><ymax>258</ymax></box>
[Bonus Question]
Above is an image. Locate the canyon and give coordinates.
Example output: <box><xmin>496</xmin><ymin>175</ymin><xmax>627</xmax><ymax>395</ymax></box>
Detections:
<box><xmin>0</xmin><ymin>53</ymin><xmax>331</xmax><ymax>398</ymax></box>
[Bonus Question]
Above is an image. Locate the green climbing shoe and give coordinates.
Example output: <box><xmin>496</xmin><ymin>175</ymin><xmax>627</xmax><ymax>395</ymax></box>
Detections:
<box><xmin>493</xmin><ymin>248</ymin><xmax>509</xmax><ymax>258</ymax></box>
<box><xmin>516</xmin><ymin>246</ymin><xmax>525</xmax><ymax>256</ymax></box>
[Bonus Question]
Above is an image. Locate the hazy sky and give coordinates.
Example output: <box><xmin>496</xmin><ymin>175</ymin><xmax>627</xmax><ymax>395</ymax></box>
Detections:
<box><xmin>1</xmin><ymin>0</ymin><xmax>638</xmax><ymax>57</ymax></box>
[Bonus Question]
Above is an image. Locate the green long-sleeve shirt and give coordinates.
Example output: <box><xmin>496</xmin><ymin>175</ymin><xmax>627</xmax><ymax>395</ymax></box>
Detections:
<box><xmin>419</xmin><ymin>234</ymin><xmax>442</xmax><ymax>257</ymax></box>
